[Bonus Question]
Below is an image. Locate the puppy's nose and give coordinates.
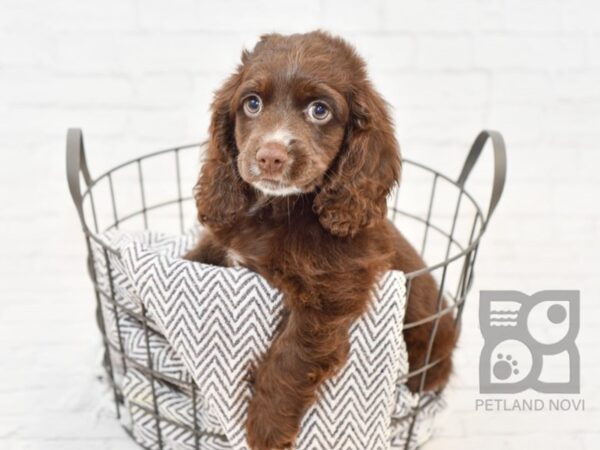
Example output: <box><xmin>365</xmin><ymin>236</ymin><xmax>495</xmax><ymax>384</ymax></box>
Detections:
<box><xmin>256</xmin><ymin>142</ymin><xmax>289</xmax><ymax>176</ymax></box>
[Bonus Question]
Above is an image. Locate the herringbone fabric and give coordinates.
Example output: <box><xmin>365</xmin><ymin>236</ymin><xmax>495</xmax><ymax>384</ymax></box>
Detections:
<box><xmin>92</xmin><ymin>230</ymin><xmax>443</xmax><ymax>450</ymax></box>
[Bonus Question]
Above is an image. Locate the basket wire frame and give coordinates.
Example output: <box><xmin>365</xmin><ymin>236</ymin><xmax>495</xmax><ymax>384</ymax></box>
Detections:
<box><xmin>66</xmin><ymin>129</ymin><xmax>506</xmax><ymax>450</ymax></box>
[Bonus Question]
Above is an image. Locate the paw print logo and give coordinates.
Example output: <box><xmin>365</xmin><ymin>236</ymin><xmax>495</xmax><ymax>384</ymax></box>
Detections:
<box><xmin>479</xmin><ymin>291</ymin><xmax>580</xmax><ymax>394</ymax></box>
<box><xmin>493</xmin><ymin>353</ymin><xmax>519</xmax><ymax>380</ymax></box>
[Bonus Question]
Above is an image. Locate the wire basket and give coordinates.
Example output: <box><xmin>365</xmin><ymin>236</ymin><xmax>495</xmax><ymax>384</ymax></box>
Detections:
<box><xmin>66</xmin><ymin>129</ymin><xmax>506</xmax><ymax>449</ymax></box>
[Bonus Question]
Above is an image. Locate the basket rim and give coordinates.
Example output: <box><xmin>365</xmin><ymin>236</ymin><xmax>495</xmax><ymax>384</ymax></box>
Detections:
<box><xmin>77</xmin><ymin>144</ymin><xmax>487</xmax><ymax>281</ymax></box>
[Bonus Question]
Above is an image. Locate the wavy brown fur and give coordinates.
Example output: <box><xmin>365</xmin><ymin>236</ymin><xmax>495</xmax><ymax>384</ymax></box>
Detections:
<box><xmin>185</xmin><ymin>31</ymin><xmax>457</xmax><ymax>450</ymax></box>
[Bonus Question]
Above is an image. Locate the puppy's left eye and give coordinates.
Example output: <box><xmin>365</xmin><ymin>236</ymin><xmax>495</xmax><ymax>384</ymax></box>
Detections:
<box><xmin>307</xmin><ymin>101</ymin><xmax>331</xmax><ymax>123</ymax></box>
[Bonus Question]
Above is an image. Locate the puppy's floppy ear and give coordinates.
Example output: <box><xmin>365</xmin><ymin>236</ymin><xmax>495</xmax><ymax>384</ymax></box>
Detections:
<box><xmin>313</xmin><ymin>82</ymin><xmax>401</xmax><ymax>238</ymax></box>
<box><xmin>194</xmin><ymin>58</ymin><xmax>250</xmax><ymax>230</ymax></box>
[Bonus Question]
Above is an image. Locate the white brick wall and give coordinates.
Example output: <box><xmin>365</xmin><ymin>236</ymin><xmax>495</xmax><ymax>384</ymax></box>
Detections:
<box><xmin>1</xmin><ymin>1</ymin><xmax>599</xmax><ymax>449</ymax></box>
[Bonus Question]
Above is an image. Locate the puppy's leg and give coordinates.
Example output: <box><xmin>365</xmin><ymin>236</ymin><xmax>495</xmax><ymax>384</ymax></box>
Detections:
<box><xmin>403</xmin><ymin>273</ymin><xmax>457</xmax><ymax>392</ymax></box>
<box><xmin>246</xmin><ymin>306</ymin><xmax>352</xmax><ymax>450</ymax></box>
<box><xmin>183</xmin><ymin>230</ymin><xmax>229</xmax><ymax>267</ymax></box>
<box><xmin>388</xmin><ymin>225</ymin><xmax>457</xmax><ymax>393</ymax></box>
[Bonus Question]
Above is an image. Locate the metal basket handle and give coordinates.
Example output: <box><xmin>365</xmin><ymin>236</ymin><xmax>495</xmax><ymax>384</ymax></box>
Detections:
<box><xmin>66</xmin><ymin>128</ymin><xmax>92</xmax><ymax>232</ymax></box>
<box><xmin>456</xmin><ymin>130</ymin><xmax>507</xmax><ymax>228</ymax></box>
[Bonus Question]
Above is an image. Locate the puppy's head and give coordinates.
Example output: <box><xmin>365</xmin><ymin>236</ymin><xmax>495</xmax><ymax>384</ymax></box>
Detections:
<box><xmin>196</xmin><ymin>31</ymin><xmax>400</xmax><ymax>237</ymax></box>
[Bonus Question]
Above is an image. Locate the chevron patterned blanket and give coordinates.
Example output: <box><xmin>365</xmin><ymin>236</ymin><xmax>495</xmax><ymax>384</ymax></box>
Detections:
<box><xmin>92</xmin><ymin>229</ymin><xmax>443</xmax><ymax>450</ymax></box>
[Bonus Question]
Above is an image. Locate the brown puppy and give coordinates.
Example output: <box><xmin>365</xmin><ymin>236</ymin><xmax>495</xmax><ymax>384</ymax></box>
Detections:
<box><xmin>185</xmin><ymin>31</ymin><xmax>457</xmax><ymax>450</ymax></box>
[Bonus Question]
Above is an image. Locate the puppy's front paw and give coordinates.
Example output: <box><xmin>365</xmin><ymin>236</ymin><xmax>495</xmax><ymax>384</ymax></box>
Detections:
<box><xmin>246</xmin><ymin>394</ymin><xmax>298</xmax><ymax>450</ymax></box>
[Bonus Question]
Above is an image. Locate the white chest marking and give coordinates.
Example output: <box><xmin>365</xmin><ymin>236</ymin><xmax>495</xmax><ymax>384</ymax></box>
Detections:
<box><xmin>226</xmin><ymin>249</ymin><xmax>245</xmax><ymax>267</ymax></box>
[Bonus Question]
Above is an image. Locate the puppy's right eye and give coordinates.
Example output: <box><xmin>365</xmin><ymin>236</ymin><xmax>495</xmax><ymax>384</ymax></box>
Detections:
<box><xmin>243</xmin><ymin>95</ymin><xmax>262</xmax><ymax>117</ymax></box>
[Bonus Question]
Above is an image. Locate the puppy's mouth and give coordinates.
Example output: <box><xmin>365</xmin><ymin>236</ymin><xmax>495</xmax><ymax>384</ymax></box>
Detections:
<box><xmin>252</xmin><ymin>179</ymin><xmax>303</xmax><ymax>197</ymax></box>
<box><xmin>239</xmin><ymin>154</ymin><xmax>323</xmax><ymax>197</ymax></box>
